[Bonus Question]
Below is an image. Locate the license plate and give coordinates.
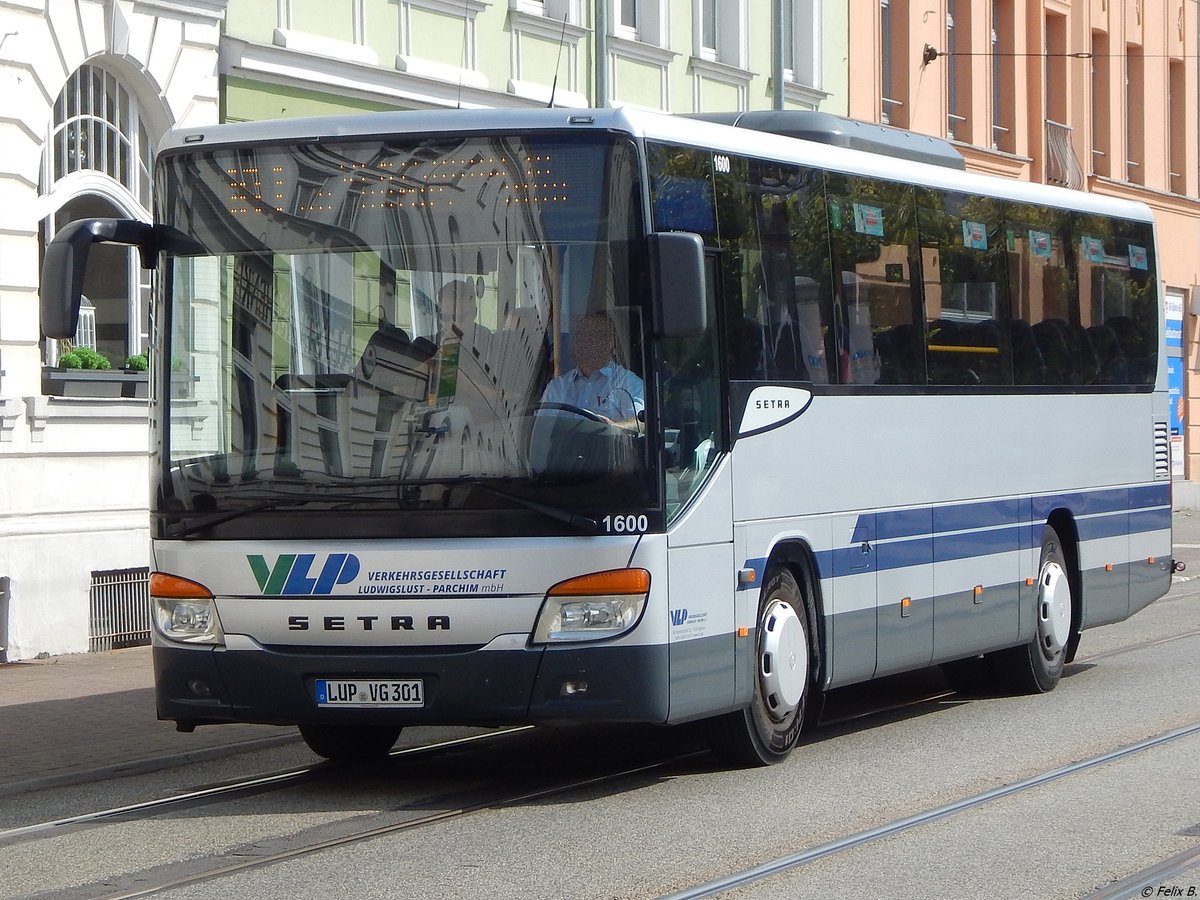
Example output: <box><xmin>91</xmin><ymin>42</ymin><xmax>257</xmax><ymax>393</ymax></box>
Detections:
<box><xmin>314</xmin><ymin>678</ymin><xmax>424</xmax><ymax>708</ymax></box>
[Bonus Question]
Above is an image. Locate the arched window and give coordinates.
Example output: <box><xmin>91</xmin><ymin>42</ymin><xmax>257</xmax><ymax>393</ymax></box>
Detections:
<box><xmin>41</xmin><ymin>64</ymin><xmax>154</xmax><ymax>371</ymax></box>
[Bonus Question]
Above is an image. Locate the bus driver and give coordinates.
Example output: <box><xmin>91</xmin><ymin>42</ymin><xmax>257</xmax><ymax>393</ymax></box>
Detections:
<box><xmin>540</xmin><ymin>312</ymin><xmax>644</xmax><ymax>431</ymax></box>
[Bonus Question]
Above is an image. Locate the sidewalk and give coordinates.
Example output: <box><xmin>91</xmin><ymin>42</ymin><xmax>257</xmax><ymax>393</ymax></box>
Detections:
<box><xmin>0</xmin><ymin>645</ymin><xmax>298</xmax><ymax>797</ymax></box>
<box><xmin>2</xmin><ymin>511</ymin><xmax>1198</xmax><ymax>798</ymax></box>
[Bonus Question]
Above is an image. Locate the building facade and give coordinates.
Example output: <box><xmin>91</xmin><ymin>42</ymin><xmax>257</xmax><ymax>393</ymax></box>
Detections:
<box><xmin>218</xmin><ymin>1</ymin><xmax>847</xmax><ymax>121</ymax></box>
<box><xmin>0</xmin><ymin>0</ymin><xmax>223</xmax><ymax>661</ymax></box>
<box><xmin>848</xmin><ymin>0</ymin><xmax>1200</xmax><ymax>498</ymax></box>
<box><xmin>1</xmin><ymin>1</ymin><xmax>848</xmax><ymax>660</ymax></box>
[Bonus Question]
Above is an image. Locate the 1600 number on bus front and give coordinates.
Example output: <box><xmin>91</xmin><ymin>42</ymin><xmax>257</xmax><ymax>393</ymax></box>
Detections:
<box><xmin>602</xmin><ymin>514</ymin><xmax>649</xmax><ymax>534</ymax></box>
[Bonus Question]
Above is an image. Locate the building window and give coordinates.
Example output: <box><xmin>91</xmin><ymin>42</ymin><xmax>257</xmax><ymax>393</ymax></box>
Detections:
<box><xmin>700</xmin><ymin>0</ymin><xmax>717</xmax><ymax>52</ymax></box>
<box><xmin>946</xmin><ymin>1</ymin><xmax>959</xmax><ymax>138</ymax></box>
<box><xmin>1044</xmin><ymin>13</ymin><xmax>1066</xmax><ymax>124</ymax></box>
<box><xmin>49</xmin><ymin>66</ymin><xmax>151</xmax><ymax>205</ymax></box>
<box><xmin>1091</xmin><ymin>30</ymin><xmax>1110</xmax><ymax>177</ymax></box>
<box><xmin>42</xmin><ymin>65</ymin><xmax>153</xmax><ymax>370</ymax></box>
<box><xmin>695</xmin><ymin>0</ymin><xmax>744</xmax><ymax>67</ymax></box>
<box><xmin>992</xmin><ymin>0</ymin><xmax>1014</xmax><ymax>152</ymax></box>
<box><xmin>784</xmin><ymin>0</ymin><xmax>820</xmax><ymax>89</ymax></box>
<box><xmin>614</xmin><ymin>0</ymin><xmax>665</xmax><ymax>47</ymax></box>
<box><xmin>1169</xmin><ymin>59</ymin><xmax>1186</xmax><ymax>193</ymax></box>
<box><xmin>510</xmin><ymin>0</ymin><xmax>576</xmax><ymax>22</ymax></box>
<box><xmin>618</xmin><ymin>0</ymin><xmax>636</xmax><ymax>30</ymax></box>
<box><xmin>881</xmin><ymin>0</ymin><xmax>907</xmax><ymax>127</ymax></box>
<box><xmin>1126</xmin><ymin>44</ymin><xmax>1144</xmax><ymax>184</ymax></box>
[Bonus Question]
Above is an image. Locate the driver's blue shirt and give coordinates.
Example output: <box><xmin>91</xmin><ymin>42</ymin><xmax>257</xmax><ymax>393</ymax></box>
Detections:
<box><xmin>541</xmin><ymin>362</ymin><xmax>644</xmax><ymax>421</ymax></box>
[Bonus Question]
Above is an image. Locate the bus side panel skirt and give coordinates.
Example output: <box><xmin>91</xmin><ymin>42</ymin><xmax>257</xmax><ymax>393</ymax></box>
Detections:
<box><xmin>1080</xmin><ymin>564</ymin><xmax>1131</xmax><ymax>629</ymax></box>
<box><xmin>666</xmin><ymin>632</ymin><xmax>743</xmax><ymax>725</ymax></box>
<box><xmin>1129</xmin><ymin>561</ymin><xmax>1172</xmax><ymax>617</ymax></box>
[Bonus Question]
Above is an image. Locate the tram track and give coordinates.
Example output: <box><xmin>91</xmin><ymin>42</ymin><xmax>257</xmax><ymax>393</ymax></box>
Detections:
<box><xmin>9</xmin><ymin>623</ymin><xmax>1199</xmax><ymax>898</ymax></box>
<box><xmin>2</xmin><ymin>668</ymin><xmax>1010</xmax><ymax>898</ymax></box>
<box><xmin>659</xmin><ymin>720</ymin><xmax>1200</xmax><ymax>900</ymax></box>
<box><xmin>22</xmin><ymin>743</ymin><xmax>710</xmax><ymax>900</ymax></box>
<box><xmin>0</xmin><ymin>728</ymin><xmax>534</xmax><ymax>848</ymax></box>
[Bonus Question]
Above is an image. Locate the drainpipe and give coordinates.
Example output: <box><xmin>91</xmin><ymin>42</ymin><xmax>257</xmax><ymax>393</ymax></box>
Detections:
<box><xmin>772</xmin><ymin>0</ymin><xmax>784</xmax><ymax>110</ymax></box>
<box><xmin>595</xmin><ymin>0</ymin><xmax>608</xmax><ymax>108</ymax></box>
<box><xmin>0</xmin><ymin>576</ymin><xmax>10</xmax><ymax>663</ymax></box>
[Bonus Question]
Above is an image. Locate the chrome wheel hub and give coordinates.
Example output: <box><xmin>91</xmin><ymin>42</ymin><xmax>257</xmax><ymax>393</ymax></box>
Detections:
<box><xmin>759</xmin><ymin>599</ymin><xmax>807</xmax><ymax>720</ymax></box>
<box><xmin>1037</xmin><ymin>560</ymin><xmax>1071</xmax><ymax>657</ymax></box>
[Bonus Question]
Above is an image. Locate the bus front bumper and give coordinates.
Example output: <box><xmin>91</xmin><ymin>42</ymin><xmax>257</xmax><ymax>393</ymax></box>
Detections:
<box><xmin>153</xmin><ymin>638</ymin><xmax>670</xmax><ymax>729</ymax></box>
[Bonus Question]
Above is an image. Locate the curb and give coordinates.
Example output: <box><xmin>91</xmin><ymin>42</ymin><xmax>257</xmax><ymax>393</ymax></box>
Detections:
<box><xmin>0</xmin><ymin>732</ymin><xmax>303</xmax><ymax>799</ymax></box>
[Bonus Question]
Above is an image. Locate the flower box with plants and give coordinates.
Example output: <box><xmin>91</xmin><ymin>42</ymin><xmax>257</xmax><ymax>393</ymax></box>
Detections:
<box><xmin>43</xmin><ymin>347</ymin><xmax>149</xmax><ymax>398</ymax></box>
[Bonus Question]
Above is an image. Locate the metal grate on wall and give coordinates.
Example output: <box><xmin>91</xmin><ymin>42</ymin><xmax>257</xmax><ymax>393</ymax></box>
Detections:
<box><xmin>89</xmin><ymin>567</ymin><xmax>150</xmax><ymax>652</ymax></box>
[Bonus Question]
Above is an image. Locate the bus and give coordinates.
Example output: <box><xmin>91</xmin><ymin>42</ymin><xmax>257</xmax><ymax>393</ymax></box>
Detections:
<box><xmin>41</xmin><ymin>107</ymin><xmax>1173</xmax><ymax>766</ymax></box>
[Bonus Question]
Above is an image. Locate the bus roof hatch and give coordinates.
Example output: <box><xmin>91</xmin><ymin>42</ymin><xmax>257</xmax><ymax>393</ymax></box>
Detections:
<box><xmin>686</xmin><ymin>111</ymin><xmax>966</xmax><ymax>171</ymax></box>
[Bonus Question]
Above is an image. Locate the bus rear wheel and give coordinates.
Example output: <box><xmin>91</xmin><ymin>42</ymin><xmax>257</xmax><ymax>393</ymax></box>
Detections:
<box><xmin>299</xmin><ymin>724</ymin><xmax>402</xmax><ymax>761</ymax></box>
<box><xmin>709</xmin><ymin>566</ymin><xmax>815</xmax><ymax>767</ymax></box>
<box><xmin>990</xmin><ymin>524</ymin><xmax>1072</xmax><ymax>694</ymax></box>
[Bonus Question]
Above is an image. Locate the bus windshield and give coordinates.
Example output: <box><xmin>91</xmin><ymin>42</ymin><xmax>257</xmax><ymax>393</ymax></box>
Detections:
<box><xmin>156</xmin><ymin>132</ymin><xmax>654</xmax><ymax>538</ymax></box>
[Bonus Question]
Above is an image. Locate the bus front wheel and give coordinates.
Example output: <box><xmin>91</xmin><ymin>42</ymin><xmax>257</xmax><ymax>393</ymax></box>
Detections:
<box><xmin>299</xmin><ymin>724</ymin><xmax>403</xmax><ymax>761</ymax></box>
<box><xmin>708</xmin><ymin>566</ymin><xmax>816</xmax><ymax>766</ymax></box>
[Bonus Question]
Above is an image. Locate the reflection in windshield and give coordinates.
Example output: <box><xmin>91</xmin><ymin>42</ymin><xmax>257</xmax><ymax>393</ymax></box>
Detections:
<box><xmin>158</xmin><ymin>134</ymin><xmax>653</xmax><ymax>532</ymax></box>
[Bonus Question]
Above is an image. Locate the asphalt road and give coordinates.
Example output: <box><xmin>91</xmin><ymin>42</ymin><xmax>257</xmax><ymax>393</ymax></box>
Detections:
<box><xmin>2</xmin><ymin>579</ymin><xmax>1198</xmax><ymax>900</ymax></box>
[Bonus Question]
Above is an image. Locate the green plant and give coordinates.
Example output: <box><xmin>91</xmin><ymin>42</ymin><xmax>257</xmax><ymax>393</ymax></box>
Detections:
<box><xmin>124</xmin><ymin>353</ymin><xmax>149</xmax><ymax>372</ymax></box>
<box><xmin>58</xmin><ymin>347</ymin><xmax>112</xmax><ymax>370</ymax></box>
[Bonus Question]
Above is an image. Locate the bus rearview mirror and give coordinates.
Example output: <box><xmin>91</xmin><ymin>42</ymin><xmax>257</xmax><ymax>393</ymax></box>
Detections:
<box><xmin>649</xmin><ymin>231</ymin><xmax>707</xmax><ymax>339</ymax></box>
<box><xmin>41</xmin><ymin>218</ymin><xmax>158</xmax><ymax>340</ymax></box>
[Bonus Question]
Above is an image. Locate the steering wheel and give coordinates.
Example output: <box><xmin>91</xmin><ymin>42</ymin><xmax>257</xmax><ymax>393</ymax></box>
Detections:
<box><xmin>534</xmin><ymin>401</ymin><xmax>608</xmax><ymax>424</ymax></box>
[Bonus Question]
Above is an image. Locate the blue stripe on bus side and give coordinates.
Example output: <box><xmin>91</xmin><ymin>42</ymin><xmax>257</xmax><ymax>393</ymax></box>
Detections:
<box><xmin>1129</xmin><ymin>506</ymin><xmax>1172</xmax><ymax>533</ymax></box>
<box><xmin>932</xmin><ymin>499</ymin><xmax>1022</xmax><ymax>534</ymax></box>
<box><xmin>737</xmin><ymin>484</ymin><xmax>1169</xmax><ymax>591</ymax></box>
<box><xmin>1130</xmin><ymin>483</ymin><xmax>1172</xmax><ymax>509</ymax></box>
<box><xmin>933</xmin><ymin>525</ymin><xmax>1022</xmax><ymax>562</ymax></box>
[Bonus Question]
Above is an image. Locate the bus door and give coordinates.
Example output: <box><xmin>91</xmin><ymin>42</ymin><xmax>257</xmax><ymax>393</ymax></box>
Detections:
<box><xmin>662</xmin><ymin>250</ymin><xmax>736</xmax><ymax>722</ymax></box>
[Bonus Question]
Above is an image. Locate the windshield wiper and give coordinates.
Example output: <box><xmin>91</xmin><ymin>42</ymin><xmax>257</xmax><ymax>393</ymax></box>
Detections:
<box><xmin>164</xmin><ymin>481</ymin><xmax>599</xmax><ymax>537</ymax></box>
<box><xmin>164</xmin><ymin>492</ymin><xmax>399</xmax><ymax>539</ymax></box>
<box><xmin>164</xmin><ymin>498</ymin><xmax>311</xmax><ymax>539</ymax></box>
<box><xmin>399</xmin><ymin>478</ymin><xmax>599</xmax><ymax>532</ymax></box>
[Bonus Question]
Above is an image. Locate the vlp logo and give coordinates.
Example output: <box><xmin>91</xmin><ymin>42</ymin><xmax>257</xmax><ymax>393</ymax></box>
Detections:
<box><xmin>248</xmin><ymin>553</ymin><xmax>361</xmax><ymax>596</ymax></box>
<box><xmin>670</xmin><ymin>608</ymin><xmax>688</xmax><ymax>626</ymax></box>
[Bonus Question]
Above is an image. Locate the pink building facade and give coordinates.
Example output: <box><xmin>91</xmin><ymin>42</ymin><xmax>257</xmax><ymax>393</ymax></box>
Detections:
<box><xmin>849</xmin><ymin>0</ymin><xmax>1200</xmax><ymax>498</ymax></box>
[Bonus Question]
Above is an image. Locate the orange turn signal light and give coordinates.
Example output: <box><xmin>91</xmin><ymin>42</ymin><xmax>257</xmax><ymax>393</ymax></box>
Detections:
<box><xmin>547</xmin><ymin>568</ymin><xmax>651</xmax><ymax>597</ymax></box>
<box><xmin>149</xmin><ymin>572</ymin><xmax>213</xmax><ymax>599</ymax></box>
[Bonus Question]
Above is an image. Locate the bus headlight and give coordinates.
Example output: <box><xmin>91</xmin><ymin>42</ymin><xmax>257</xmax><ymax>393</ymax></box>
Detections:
<box><xmin>532</xmin><ymin>568</ymin><xmax>650</xmax><ymax>644</ymax></box>
<box><xmin>150</xmin><ymin>572</ymin><xmax>224</xmax><ymax>645</ymax></box>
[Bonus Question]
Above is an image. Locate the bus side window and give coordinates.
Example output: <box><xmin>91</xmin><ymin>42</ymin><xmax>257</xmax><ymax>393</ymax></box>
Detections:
<box><xmin>1074</xmin><ymin>215</ymin><xmax>1158</xmax><ymax>387</ymax></box>
<box><xmin>917</xmin><ymin>188</ymin><xmax>1013</xmax><ymax>386</ymax></box>
<box><xmin>1005</xmin><ymin>204</ymin><xmax>1084</xmax><ymax>386</ymax></box>
<box><xmin>751</xmin><ymin>161</ymin><xmax>836</xmax><ymax>384</ymax></box>
<box><xmin>825</xmin><ymin>174</ymin><xmax>923</xmax><ymax>385</ymax></box>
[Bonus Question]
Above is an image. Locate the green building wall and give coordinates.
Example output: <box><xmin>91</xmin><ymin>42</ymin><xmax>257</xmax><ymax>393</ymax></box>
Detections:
<box><xmin>221</xmin><ymin>1</ymin><xmax>848</xmax><ymax>122</ymax></box>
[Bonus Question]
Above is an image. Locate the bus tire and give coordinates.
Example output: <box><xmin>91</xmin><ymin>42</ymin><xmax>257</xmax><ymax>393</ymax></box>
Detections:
<box><xmin>299</xmin><ymin>724</ymin><xmax>402</xmax><ymax>761</ymax></box>
<box><xmin>991</xmin><ymin>524</ymin><xmax>1072</xmax><ymax>693</ymax></box>
<box><xmin>708</xmin><ymin>566</ymin><xmax>814</xmax><ymax>766</ymax></box>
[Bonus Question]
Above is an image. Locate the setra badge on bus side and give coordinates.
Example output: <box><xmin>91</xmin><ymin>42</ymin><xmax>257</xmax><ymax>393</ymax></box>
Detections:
<box><xmin>737</xmin><ymin>386</ymin><xmax>813</xmax><ymax>438</ymax></box>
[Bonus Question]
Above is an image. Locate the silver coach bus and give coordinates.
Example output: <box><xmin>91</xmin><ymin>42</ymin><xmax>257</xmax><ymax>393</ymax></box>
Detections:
<box><xmin>41</xmin><ymin>107</ymin><xmax>1172</xmax><ymax>765</ymax></box>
